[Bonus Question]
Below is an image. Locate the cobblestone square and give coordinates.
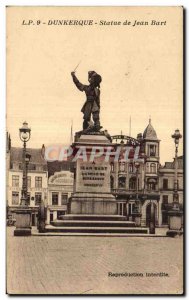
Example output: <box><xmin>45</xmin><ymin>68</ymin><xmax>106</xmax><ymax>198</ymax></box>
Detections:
<box><xmin>7</xmin><ymin>228</ymin><xmax>183</xmax><ymax>295</ymax></box>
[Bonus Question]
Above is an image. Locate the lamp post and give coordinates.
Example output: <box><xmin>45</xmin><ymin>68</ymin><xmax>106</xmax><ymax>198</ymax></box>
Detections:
<box><xmin>149</xmin><ymin>199</ymin><xmax>155</xmax><ymax>234</ymax></box>
<box><xmin>167</xmin><ymin>129</ymin><xmax>183</xmax><ymax>237</ymax></box>
<box><xmin>172</xmin><ymin>129</ymin><xmax>182</xmax><ymax>210</ymax></box>
<box><xmin>19</xmin><ymin>121</ymin><xmax>31</xmax><ymax>206</ymax></box>
<box><xmin>14</xmin><ymin>122</ymin><xmax>32</xmax><ymax>236</ymax></box>
<box><xmin>133</xmin><ymin>161</ymin><xmax>141</xmax><ymax>226</ymax></box>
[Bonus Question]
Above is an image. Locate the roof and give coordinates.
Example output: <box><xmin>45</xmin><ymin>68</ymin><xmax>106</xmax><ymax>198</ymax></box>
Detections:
<box><xmin>161</xmin><ymin>156</ymin><xmax>183</xmax><ymax>170</ymax></box>
<box><xmin>47</xmin><ymin>161</ymin><xmax>75</xmax><ymax>178</ymax></box>
<box><xmin>10</xmin><ymin>147</ymin><xmax>47</xmax><ymax>166</ymax></box>
<box><xmin>143</xmin><ymin>119</ymin><xmax>157</xmax><ymax>140</ymax></box>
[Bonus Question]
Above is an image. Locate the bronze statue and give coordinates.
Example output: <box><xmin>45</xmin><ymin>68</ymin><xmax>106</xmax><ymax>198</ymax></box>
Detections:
<box><xmin>71</xmin><ymin>71</ymin><xmax>102</xmax><ymax>131</ymax></box>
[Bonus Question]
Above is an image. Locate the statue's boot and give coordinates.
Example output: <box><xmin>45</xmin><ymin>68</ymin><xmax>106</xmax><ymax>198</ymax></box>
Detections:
<box><xmin>93</xmin><ymin>124</ymin><xmax>102</xmax><ymax>132</ymax></box>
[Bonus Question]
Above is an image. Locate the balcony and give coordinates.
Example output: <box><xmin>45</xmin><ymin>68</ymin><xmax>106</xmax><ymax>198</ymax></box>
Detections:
<box><xmin>111</xmin><ymin>188</ymin><xmax>160</xmax><ymax>200</ymax></box>
<box><xmin>161</xmin><ymin>203</ymin><xmax>183</xmax><ymax>211</ymax></box>
<box><xmin>112</xmin><ymin>189</ymin><xmax>136</xmax><ymax>195</ymax></box>
<box><xmin>159</xmin><ymin>188</ymin><xmax>183</xmax><ymax>192</ymax></box>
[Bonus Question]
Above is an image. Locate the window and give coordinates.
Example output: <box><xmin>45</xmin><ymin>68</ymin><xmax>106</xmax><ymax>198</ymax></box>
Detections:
<box><xmin>35</xmin><ymin>176</ymin><xmax>42</xmax><ymax>188</ymax></box>
<box><xmin>110</xmin><ymin>163</ymin><xmax>114</xmax><ymax>172</ymax></box>
<box><xmin>12</xmin><ymin>175</ymin><xmax>19</xmax><ymax>187</ymax></box>
<box><xmin>61</xmin><ymin>193</ymin><xmax>68</xmax><ymax>205</ymax></box>
<box><xmin>128</xmin><ymin>203</ymin><xmax>136</xmax><ymax>215</ymax></box>
<box><xmin>147</xmin><ymin>178</ymin><xmax>157</xmax><ymax>191</ymax></box>
<box><xmin>119</xmin><ymin>162</ymin><xmax>125</xmax><ymax>172</ymax></box>
<box><xmin>52</xmin><ymin>192</ymin><xmax>58</xmax><ymax>205</ymax></box>
<box><xmin>118</xmin><ymin>176</ymin><xmax>126</xmax><ymax>188</ymax></box>
<box><xmin>118</xmin><ymin>202</ymin><xmax>127</xmax><ymax>216</ymax></box>
<box><xmin>27</xmin><ymin>176</ymin><xmax>31</xmax><ymax>188</ymax></box>
<box><xmin>27</xmin><ymin>192</ymin><xmax>31</xmax><ymax>205</ymax></box>
<box><xmin>12</xmin><ymin>192</ymin><xmax>19</xmax><ymax>205</ymax></box>
<box><xmin>162</xmin><ymin>195</ymin><xmax>168</xmax><ymax>204</ymax></box>
<box><xmin>129</xmin><ymin>177</ymin><xmax>136</xmax><ymax>190</ymax></box>
<box><xmin>36</xmin><ymin>165</ymin><xmax>43</xmax><ymax>171</ymax></box>
<box><xmin>148</xmin><ymin>182</ymin><xmax>156</xmax><ymax>191</ymax></box>
<box><xmin>163</xmin><ymin>179</ymin><xmax>168</xmax><ymax>189</ymax></box>
<box><xmin>35</xmin><ymin>192</ymin><xmax>42</xmax><ymax>206</ymax></box>
<box><xmin>149</xmin><ymin>145</ymin><xmax>156</xmax><ymax>157</ymax></box>
<box><xmin>135</xmin><ymin>164</ymin><xmax>140</xmax><ymax>173</ymax></box>
<box><xmin>110</xmin><ymin>175</ymin><xmax>114</xmax><ymax>189</ymax></box>
<box><xmin>150</xmin><ymin>163</ymin><xmax>156</xmax><ymax>173</ymax></box>
<box><xmin>129</xmin><ymin>163</ymin><xmax>133</xmax><ymax>173</ymax></box>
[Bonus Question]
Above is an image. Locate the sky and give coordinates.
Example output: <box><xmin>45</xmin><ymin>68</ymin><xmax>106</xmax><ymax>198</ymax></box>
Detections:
<box><xmin>6</xmin><ymin>6</ymin><xmax>183</xmax><ymax>164</ymax></box>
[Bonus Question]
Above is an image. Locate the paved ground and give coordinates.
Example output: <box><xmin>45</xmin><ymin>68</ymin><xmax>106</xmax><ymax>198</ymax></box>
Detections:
<box><xmin>7</xmin><ymin>227</ymin><xmax>183</xmax><ymax>295</ymax></box>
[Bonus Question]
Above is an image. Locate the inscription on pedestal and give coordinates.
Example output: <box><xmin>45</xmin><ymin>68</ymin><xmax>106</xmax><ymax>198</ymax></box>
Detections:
<box><xmin>76</xmin><ymin>160</ymin><xmax>110</xmax><ymax>193</ymax></box>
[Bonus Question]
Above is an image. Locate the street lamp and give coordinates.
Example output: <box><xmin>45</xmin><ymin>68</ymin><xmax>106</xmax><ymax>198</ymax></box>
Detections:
<box><xmin>171</xmin><ymin>129</ymin><xmax>182</xmax><ymax>210</ymax></box>
<box><xmin>135</xmin><ymin>161</ymin><xmax>140</xmax><ymax>207</ymax></box>
<box><xmin>19</xmin><ymin>121</ymin><xmax>31</xmax><ymax>142</ymax></box>
<box><xmin>167</xmin><ymin>129</ymin><xmax>183</xmax><ymax>237</ymax></box>
<box><xmin>19</xmin><ymin>122</ymin><xmax>31</xmax><ymax>206</ymax></box>
<box><xmin>133</xmin><ymin>161</ymin><xmax>141</xmax><ymax>226</ymax></box>
<box><xmin>14</xmin><ymin>122</ymin><xmax>32</xmax><ymax>236</ymax></box>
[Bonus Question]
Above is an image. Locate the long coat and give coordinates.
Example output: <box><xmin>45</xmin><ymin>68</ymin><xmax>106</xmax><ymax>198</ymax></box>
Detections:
<box><xmin>72</xmin><ymin>74</ymin><xmax>100</xmax><ymax>120</ymax></box>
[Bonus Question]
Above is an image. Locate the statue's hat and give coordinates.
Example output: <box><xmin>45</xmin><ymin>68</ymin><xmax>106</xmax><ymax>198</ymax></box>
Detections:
<box><xmin>88</xmin><ymin>71</ymin><xmax>97</xmax><ymax>78</ymax></box>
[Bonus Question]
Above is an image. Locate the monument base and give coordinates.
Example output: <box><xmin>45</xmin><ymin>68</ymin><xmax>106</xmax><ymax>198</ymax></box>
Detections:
<box><xmin>166</xmin><ymin>209</ymin><xmax>183</xmax><ymax>237</ymax></box>
<box><xmin>14</xmin><ymin>228</ymin><xmax>31</xmax><ymax>236</ymax></box>
<box><xmin>70</xmin><ymin>193</ymin><xmax>117</xmax><ymax>215</ymax></box>
<box><xmin>70</xmin><ymin>132</ymin><xmax>117</xmax><ymax>216</ymax></box>
<box><xmin>14</xmin><ymin>208</ymin><xmax>32</xmax><ymax>236</ymax></box>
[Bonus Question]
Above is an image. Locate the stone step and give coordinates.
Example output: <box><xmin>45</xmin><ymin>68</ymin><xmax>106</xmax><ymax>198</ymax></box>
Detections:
<box><xmin>45</xmin><ymin>225</ymin><xmax>148</xmax><ymax>234</ymax></box>
<box><xmin>34</xmin><ymin>232</ymin><xmax>153</xmax><ymax>237</ymax></box>
<box><xmin>51</xmin><ymin>220</ymin><xmax>136</xmax><ymax>228</ymax></box>
<box><xmin>59</xmin><ymin>214</ymin><xmax>128</xmax><ymax>221</ymax></box>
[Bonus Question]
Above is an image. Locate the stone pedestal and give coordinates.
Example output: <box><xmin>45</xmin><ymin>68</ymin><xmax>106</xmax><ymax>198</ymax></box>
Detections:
<box><xmin>70</xmin><ymin>133</ymin><xmax>117</xmax><ymax>215</ymax></box>
<box><xmin>166</xmin><ymin>209</ymin><xmax>183</xmax><ymax>237</ymax></box>
<box><xmin>71</xmin><ymin>193</ymin><xmax>117</xmax><ymax>215</ymax></box>
<box><xmin>37</xmin><ymin>202</ymin><xmax>46</xmax><ymax>233</ymax></box>
<box><xmin>14</xmin><ymin>208</ymin><xmax>32</xmax><ymax>236</ymax></box>
<box><xmin>132</xmin><ymin>213</ymin><xmax>141</xmax><ymax>227</ymax></box>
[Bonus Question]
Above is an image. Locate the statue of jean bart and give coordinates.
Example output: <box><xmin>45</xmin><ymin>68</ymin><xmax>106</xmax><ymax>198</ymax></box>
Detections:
<box><xmin>71</xmin><ymin>71</ymin><xmax>102</xmax><ymax>132</ymax></box>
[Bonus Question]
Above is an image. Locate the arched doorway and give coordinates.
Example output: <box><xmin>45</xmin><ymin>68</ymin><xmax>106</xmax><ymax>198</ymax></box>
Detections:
<box><xmin>146</xmin><ymin>202</ymin><xmax>157</xmax><ymax>226</ymax></box>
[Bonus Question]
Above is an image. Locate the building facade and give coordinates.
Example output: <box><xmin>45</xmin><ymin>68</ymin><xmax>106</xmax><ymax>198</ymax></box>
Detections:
<box><xmin>47</xmin><ymin>170</ymin><xmax>74</xmax><ymax>224</ymax></box>
<box><xmin>110</xmin><ymin>119</ymin><xmax>161</xmax><ymax>226</ymax></box>
<box><xmin>159</xmin><ymin>156</ymin><xmax>183</xmax><ymax>226</ymax></box>
<box><xmin>7</xmin><ymin>145</ymin><xmax>48</xmax><ymax>225</ymax></box>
